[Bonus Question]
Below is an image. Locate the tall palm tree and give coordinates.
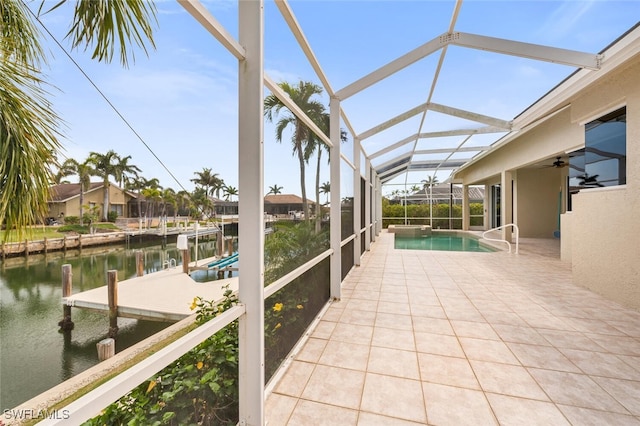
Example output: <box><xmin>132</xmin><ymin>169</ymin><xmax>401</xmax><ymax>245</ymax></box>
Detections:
<box><xmin>57</xmin><ymin>158</ymin><xmax>95</xmax><ymax>225</ymax></box>
<box><xmin>306</xmin><ymin>111</ymin><xmax>347</xmax><ymax>232</ymax></box>
<box><xmin>113</xmin><ymin>154</ymin><xmax>142</xmax><ymax>189</ymax></box>
<box><xmin>191</xmin><ymin>168</ymin><xmax>224</xmax><ymax>198</ymax></box>
<box><xmin>267</xmin><ymin>184</ymin><xmax>283</xmax><ymax>195</ymax></box>
<box><xmin>0</xmin><ymin>0</ymin><xmax>157</xmax><ymax>239</ymax></box>
<box><xmin>320</xmin><ymin>182</ymin><xmax>331</xmax><ymax>205</ymax></box>
<box><xmin>264</xmin><ymin>81</ymin><xmax>325</xmax><ymax>221</ymax></box>
<box><xmin>88</xmin><ymin>150</ymin><xmax>120</xmax><ymax>221</ymax></box>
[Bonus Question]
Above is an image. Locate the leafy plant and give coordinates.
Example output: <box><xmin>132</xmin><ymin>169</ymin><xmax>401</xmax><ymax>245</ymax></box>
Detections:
<box><xmin>84</xmin><ymin>286</ymin><xmax>240</xmax><ymax>426</ymax></box>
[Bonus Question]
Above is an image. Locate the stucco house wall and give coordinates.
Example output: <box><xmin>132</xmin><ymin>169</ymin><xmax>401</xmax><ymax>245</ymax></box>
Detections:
<box><xmin>516</xmin><ymin>167</ymin><xmax>564</xmax><ymax>238</ymax></box>
<box><xmin>567</xmin><ymin>57</ymin><xmax>640</xmax><ymax>309</ymax></box>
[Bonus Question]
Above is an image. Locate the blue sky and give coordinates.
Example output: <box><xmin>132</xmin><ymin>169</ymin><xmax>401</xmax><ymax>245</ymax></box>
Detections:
<box><xmin>33</xmin><ymin>0</ymin><xmax>639</xmax><ymax>198</ymax></box>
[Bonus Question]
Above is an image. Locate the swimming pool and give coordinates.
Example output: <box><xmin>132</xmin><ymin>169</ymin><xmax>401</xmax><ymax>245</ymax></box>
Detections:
<box><xmin>394</xmin><ymin>232</ymin><xmax>496</xmax><ymax>252</ymax></box>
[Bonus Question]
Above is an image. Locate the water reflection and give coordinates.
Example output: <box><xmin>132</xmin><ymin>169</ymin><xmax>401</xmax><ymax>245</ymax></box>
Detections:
<box><xmin>0</xmin><ymin>237</ymin><xmax>222</xmax><ymax>410</ymax></box>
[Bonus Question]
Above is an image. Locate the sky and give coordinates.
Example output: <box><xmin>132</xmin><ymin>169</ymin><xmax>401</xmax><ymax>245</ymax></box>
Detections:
<box><xmin>30</xmin><ymin>0</ymin><xmax>639</xmax><ymax>198</ymax></box>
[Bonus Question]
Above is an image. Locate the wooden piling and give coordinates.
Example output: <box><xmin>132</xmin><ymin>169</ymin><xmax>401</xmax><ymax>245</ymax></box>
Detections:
<box><xmin>97</xmin><ymin>338</ymin><xmax>116</xmax><ymax>361</ymax></box>
<box><xmin>136</xmin><ymin>250</ymin><xmax>144</xmax><ymax>276</ymax></box>
<box><xmin>59</xmin><ymin>264</ymin><xmax>74</xmax><ymax>331</ymax></box>
<box><xmin>107</xmin><ymin>270</ymin><xmax>118</xmax><ymax>338</ymax></box>
<box><xmin>182</xmin><ymin>249</ymin><xmax>190</xmax><ymax>274</ymax></box>
<box><xmin>24</xmin><ymin>239</ymin><xmax>29</xmax><ymax>260</ymax></box>
<box><xmin>44</xmin><ymin>237</ymin><xmax>48</xmax><ymax>255</ymax></box>
<box><xmin>216</xmin><ymin>232</ymin><xmax>223</xmax><ymax>257</ymax></box>
<box><xmin>227</xmin><ymin>236</ymin><xmax>234</xmax><ymax>256</ymax></box>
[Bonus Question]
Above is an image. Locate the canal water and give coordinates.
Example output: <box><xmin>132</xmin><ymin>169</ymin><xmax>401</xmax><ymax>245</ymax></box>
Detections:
<box><xmin>0</xmin><ymin>236</ymin><xmax>229</xmax><ymax>410</ymax></box>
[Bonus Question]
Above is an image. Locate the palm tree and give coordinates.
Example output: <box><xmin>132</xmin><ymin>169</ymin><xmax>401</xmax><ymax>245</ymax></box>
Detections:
<box><xmin>267</xmin><ymin>184</ymin><xmax>283</xmax><ymax>195</ymax></box>
<box><xmin>0</xmin><ymin>0</ymin><xmax>157</xmax><ymax>239</ymax></box>
<box><xmin>176</xmin><ymin>190</ymin><xmax>193</xmax><ymax>218</ymax></box>
<box><xmin>320</xmin><ymin>182</ymin><xmax>331</xmax><ymax>205</ymax></box>
<box><xmin>88</xmin><ymin>150</ymin><xmax>121</xmax><ymax>221</ymax></box>
<box><xmin>223</xmin><ymin>185</ymin><xmax>238</xmax><ymax>202</ymax></box>
<box><xmin>264</xmin><ymin>81</ymin><xmax>325</xmax><ymax>221</ymax></box>
<box><xmin>113</xmin><ymin>155</ymin><xmax>142</xmax><ymax>189</ymax></box>
<box><xmin>57</xmin><ymin>158</ymin><xmax>95</xmax><ymax>225</ymax></box>
<box><xmin>421</xmin><ymin>176</ymin><xmax>439</xmax><ymax>191</ymax></box>
<box><xmin>306</xmin><ymin>111</ymin><xmax>347</xmax><ymax>232</ymax></box>
<box><xmin>191</xmin><ymin>168</ymin><xmax>224</xmax><ymax>198</ymax></box>
<box><xmin>160</xmin><ymin>188</ymin><xmax>176</xmax><ymax>218</ymax></box>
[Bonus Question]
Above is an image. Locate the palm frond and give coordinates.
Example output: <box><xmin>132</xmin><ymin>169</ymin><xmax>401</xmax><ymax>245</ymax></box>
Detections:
<box><xmin>66</xmin><ymin>0</ymin><xmax>157</xmax><ymax>67</ymax></box>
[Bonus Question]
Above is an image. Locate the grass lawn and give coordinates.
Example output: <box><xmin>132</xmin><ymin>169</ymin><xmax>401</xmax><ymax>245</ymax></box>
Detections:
<box><xmin>0</xmin><ymin>223</ymin><xmax>120</xmax><ymax>243</ymax></box>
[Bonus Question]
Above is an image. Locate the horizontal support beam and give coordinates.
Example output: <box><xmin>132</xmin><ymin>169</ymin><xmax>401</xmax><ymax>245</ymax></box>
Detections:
<box><xmin>336</xmin><ymin>36</ymin><xmax>445</xmax><ymax>100</ymax></box>
<box><xmin>452</xmin><ymin>32</ymin><xmax>601</xmax><ymax>70</ymax></box>
<box><xmin>428</xmin><ymin>102</ymin><xmax>511</xmax><ymax>129</ymax></box>
<box><xmin>178</xmin><ymin>0</ymin><xmax>245</xmax><ymax>60</ymax></box>
<box><xmin>359</xmin><ymin>103</ymin><xmax>428</xmax><ymax>141</ymax></box>
<box><xmin>414</xmin><ymin>146</ymin><xmax>490</xmax><ymax>155</ymax></box>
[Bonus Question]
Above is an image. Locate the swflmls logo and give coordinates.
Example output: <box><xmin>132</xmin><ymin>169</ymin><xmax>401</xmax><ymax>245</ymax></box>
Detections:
<box><xmin>2</xmin><ymin>409</ymin><xmax>70</xmax><ymax>421</ymax></box>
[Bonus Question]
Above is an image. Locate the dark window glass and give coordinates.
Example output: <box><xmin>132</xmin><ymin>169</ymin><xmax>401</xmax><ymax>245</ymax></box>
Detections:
<box><xmin>568</xmin><ymin>107</ymin><xmax>626</xmax><ymax>210</ymax></box>
<box><xmin>584</xmin><ymin>107</ymin><xmax>626</xmax><ymax>188</ymax></box>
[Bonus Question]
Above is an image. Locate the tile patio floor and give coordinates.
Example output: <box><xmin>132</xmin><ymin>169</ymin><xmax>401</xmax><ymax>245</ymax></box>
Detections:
<box><xmin>265</xmin><ymin>231</ymin><xmax>640</xmax><ymax>425</ymax></box>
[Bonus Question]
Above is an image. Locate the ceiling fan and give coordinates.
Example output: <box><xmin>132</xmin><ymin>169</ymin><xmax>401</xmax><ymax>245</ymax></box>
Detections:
<box><xmin>545</xmin><ymin>156</ymin><xmax>568</xmax><ymax>168</ymax></box>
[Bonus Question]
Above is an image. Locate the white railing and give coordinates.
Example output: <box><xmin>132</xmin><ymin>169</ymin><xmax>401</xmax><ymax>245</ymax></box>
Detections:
<box><xmin>39</xmin><ymin>305</ymin><xmax>246</xmax><ymax>425</ymax></box>
<box><xmin>482</xmin><ymin>223</ymin><xmax>519</xmax><ymax>254</ymax></box>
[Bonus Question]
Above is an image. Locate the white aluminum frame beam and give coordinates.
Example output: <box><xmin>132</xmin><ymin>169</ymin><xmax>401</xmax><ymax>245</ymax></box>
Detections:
<box><xmin>336</xmin><ymin>36</ymin><xmax>445</xmax><ymax>100</ymax></box>
<box><xmin>410</xmin><ymin>159</ymin><xmax>473</xmax><ymax>168</ymax></box>
<box><xmin>274</xmin><ymin>0</ymin><xmax>334</xmax><ymax>95</ymax></box>
<box><xmin>238</xmin><ymin>1</ymin><xmax>264</xmax><ymax>424</ymax></box>
<box><xmin>359</xmin><ymin>101</ymin><xmax>510</xmax><ymax>141</ymax></box>
<box><xmin>336</xmin><ymin>31</ymin><xmax>599</xmax><ymax>101</ymax></box>
<box><xmin>178</xmin><ymin>0</ymin><xmax>245</xmax><ymax>60</ymax></box>
<box><xmin>452</xmin><ymin>32</ymin><xmax>602</xmax><ymax>70</ymax></box>
<box><xmin>368</xmin><ymin>126</ymin><xmax>506</xmax><ymax>160</ymax></box>
<box><xmin>329</xmin><ymin>97</ymin><xmax>342</xmax><ymax>300</ymax></box>
<box><xmin>414</xmin><ymin>146</ymin><xmax>490</xmax><ymax>155</ymax></box>
<box><xmin>428</xmin><ymin>102</ymin><xmax>512</xmax><ymax>129</ymax></box>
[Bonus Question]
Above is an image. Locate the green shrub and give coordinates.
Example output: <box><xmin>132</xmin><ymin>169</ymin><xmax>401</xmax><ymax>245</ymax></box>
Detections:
<box><xmin>64</xmin><ymin>216</ymin><xmax>79</xmax><ymax>225</ymax></box>
<box><xmin>84</xmin><ymin>287</ymin><xmax>240</xmax><ymax>426</ymax></box>
<box><xmin>107</xmin><ymin>211</ymin><xmax>118</xmax><ymax>222</ymax></box>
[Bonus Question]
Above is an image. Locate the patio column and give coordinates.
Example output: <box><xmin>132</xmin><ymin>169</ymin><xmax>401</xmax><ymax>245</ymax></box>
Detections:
<box><xmin>354</xmin><ymin>137</ymin><xmax>361</xmax><ymax>266</ymax></box>
<box><xmin>376</xmin><ymin>175</ymin><xmax>383</xmax><ymax>235</ymax></box>
<box><xmin>462</xmin><ymin>184</ymin><xmax>470</xmax><ymax>231</ymax></box>
<box><xmin>501</xmin><ymin>170</ymin><xmax>513</xmax><ymax>242</ymax></box>
<box><xmin>238</xmin><ymin>1</ymin><xmax>264</xmax><ymax>425</ymax></box>
<box><xmin>484</xmin><ymin>184</ymin><xmax>490</xmax><ymax>230</ymax></box>
<box><xmin>330</xmin><ymin>97</ymin><xmax>342</xmax><ymax>299</ymax></box>
<box><xmin>365</xmin><ymin>157</ymin><xmax>372</xmax><ymax>250</ymax></box>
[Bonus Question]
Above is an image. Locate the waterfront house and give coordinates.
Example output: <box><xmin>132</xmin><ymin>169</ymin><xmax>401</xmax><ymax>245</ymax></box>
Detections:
<box><xmin>47</xmin><ymin>182</ymin><xmax>136</xmax><ymax>222</ymax></box>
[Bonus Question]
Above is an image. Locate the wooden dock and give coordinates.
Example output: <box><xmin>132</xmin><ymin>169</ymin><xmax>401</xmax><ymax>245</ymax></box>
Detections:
<box><xmin>63</xmin><ymin>258</ymin><xmax>239</xmax><ymax>322</ymax></box>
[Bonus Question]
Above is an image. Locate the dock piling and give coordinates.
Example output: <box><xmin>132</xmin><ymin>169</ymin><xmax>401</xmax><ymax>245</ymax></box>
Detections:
<box><xmin>107</xmin><ymin>270</ymin><xmax>119</xmax><ymax>338</ymax></box>
<box><xmin>59</xmin><ymin>264</ymin><xmax>74</xmax><ymax>331</ymax></box>
<box><xmin>97</xmin><ymin>338</ymin><xmax>116</xmax><ymax>361</ymax></box>
<box><xmin>135</xmin><ymin>250</ymin><xmax>144</xmax><ymax>276</ymax></box>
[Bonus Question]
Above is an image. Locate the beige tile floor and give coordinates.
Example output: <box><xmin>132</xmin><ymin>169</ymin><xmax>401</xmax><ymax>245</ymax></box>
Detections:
<box><xmin>265</xmin><ymin>231</ymin><xmax>640</xmax><ymax>425</ymax></box>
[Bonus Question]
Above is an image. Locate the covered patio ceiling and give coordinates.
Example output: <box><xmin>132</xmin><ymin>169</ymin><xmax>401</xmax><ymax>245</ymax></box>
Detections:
<box><xmin>262</xmin><ymin>1</ymin><xmax>638</xmax><ymax>187</ymax></box>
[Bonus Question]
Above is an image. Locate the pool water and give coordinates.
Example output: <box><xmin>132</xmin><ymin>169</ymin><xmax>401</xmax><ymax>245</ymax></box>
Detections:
<box><xmin>394</xmin><ymin>233</ymin><xmax>496</xmax><ymax>252</ymax></box>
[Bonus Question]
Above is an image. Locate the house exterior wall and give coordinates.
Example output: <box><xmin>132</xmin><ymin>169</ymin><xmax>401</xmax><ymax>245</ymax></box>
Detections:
<box><xmin>49</xmin><ymin>184</ymin><xmax>134</xmax><ymax>221</ymax></box>
<box><xmin>568</xmin><ymin>58</ymin><xmax>640</xmax><ymax>310</ymax></box>
<box><xmin>516</xmin><ymin>168</ymin><xmax>564</xmax><ymax>238</ymax></box>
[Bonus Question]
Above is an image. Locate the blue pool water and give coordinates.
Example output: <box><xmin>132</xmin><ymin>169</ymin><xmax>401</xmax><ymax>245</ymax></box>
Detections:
<box><xmin>394</xmin><ymin>233</ymin><xmax>496</xmax><ymax>252</ymax></box>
